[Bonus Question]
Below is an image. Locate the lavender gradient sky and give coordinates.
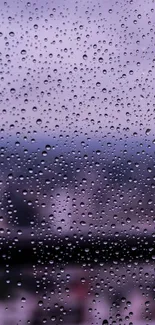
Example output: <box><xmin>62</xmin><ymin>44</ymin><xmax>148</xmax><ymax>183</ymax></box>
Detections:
<box><xmin>0</xmin><ymin>0</ymin><xmax>154</xmax><ymax>141</ymax></box>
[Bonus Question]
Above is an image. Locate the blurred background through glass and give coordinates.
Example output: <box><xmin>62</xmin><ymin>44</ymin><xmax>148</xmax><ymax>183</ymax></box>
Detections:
<box><xmin>0</xmin><ymin>0</ymin><xmax>155</xmax><ymax>323</ymax></box>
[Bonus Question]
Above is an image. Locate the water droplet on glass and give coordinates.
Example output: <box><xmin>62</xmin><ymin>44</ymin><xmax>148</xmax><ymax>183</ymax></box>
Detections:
<box><xmin>36</xmin><ymin>119</ymin><xmax>42</xmax><ymax>125</ymax></box>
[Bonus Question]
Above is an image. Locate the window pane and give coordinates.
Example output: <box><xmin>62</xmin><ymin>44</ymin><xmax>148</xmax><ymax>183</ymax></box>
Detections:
<box><xmin>0</xmin><ymin>0</ymin><xmax>154</xmax><ymax>324</ymax></box>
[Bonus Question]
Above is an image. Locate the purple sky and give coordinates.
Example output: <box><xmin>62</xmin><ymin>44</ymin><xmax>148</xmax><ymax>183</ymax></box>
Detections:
<box><xmin>0</xmin><ymin>0</ymin><xmax>154</xmax><ymax>140</ymax></box>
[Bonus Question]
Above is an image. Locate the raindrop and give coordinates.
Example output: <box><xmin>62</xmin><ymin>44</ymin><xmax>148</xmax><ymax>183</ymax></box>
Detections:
<box><xmin>145</xmin><ymin>128</ymin><xmax>151</xmax><ymax>135</ymax></box>
<box><xmin>36</xmin><ymin>119</ymin><xmax>42</xmax><ymax>125</ymax></box>
<box><xmin>21</xmin><ymin>49</ymin><xmax>27</xmax><ymax>55</ymax></box>
<box><xmin>83</xmin><ymin>54</ymin><xmax>88</xmax><ymax>60</ymax></box>
<box><xmin>102</xmin><ymin>320</ymin><xmax>108</xmax><ymax>325</ymax></box>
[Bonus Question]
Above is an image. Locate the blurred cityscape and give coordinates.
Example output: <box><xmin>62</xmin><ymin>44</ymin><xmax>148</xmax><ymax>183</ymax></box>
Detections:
<box><xmin>0</xmin><ymin>138</ymin><xmax>154</xmax><ymax>324</ymax></box>
<box><xmin>0</xmin><ymin>264</ymin><xmax>155</xmax><ymax>324</ymax></box>
<box><xmin>0</xmin><ymin>137</ymin><xmax>154</xmax><ymax>238</ymax></box>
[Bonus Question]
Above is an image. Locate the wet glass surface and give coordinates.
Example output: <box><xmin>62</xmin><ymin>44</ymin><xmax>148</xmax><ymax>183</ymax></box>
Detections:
<box><xmin>0</xmin><ymin>0</ymin><xmax>155</xmax><ymax>323</ymax></box>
